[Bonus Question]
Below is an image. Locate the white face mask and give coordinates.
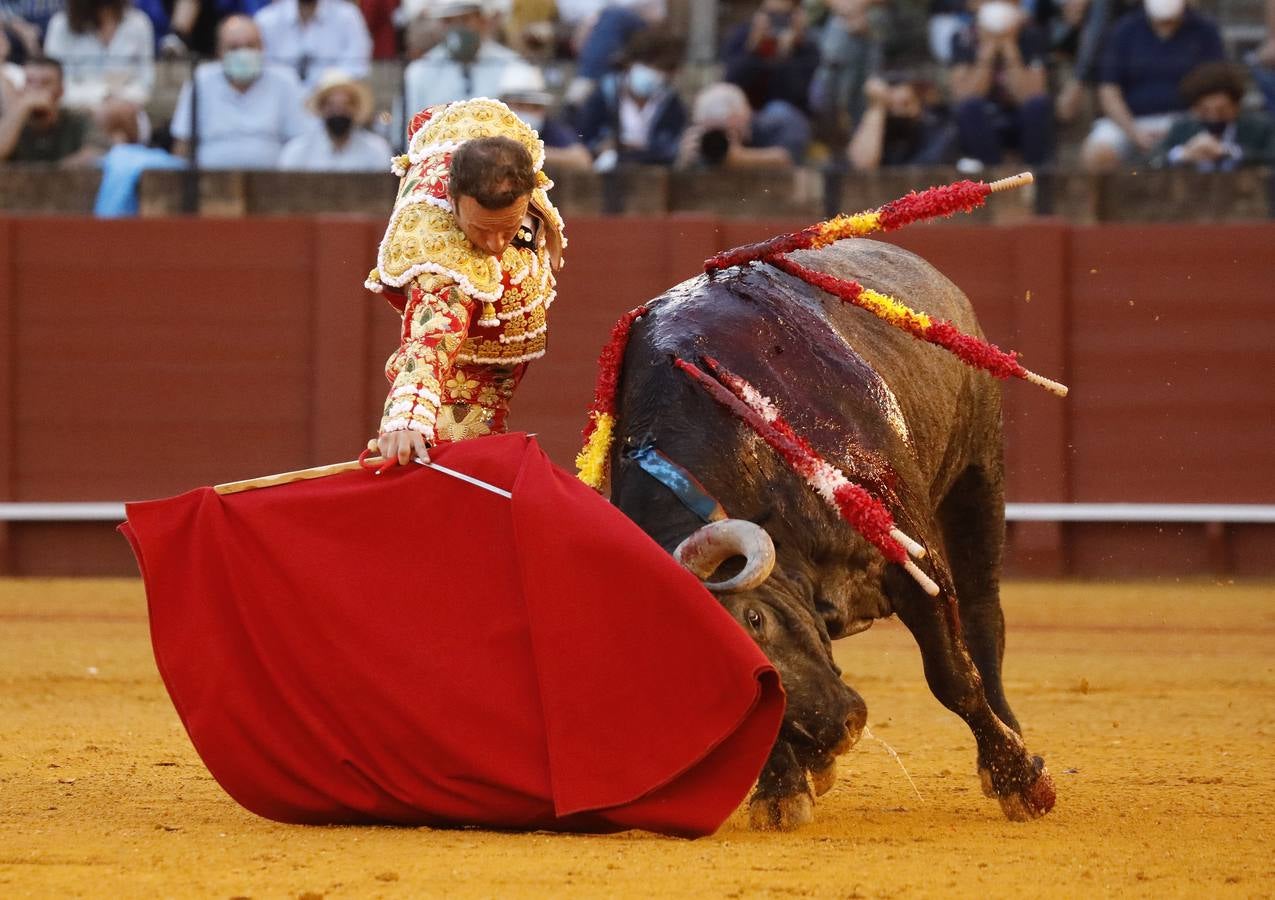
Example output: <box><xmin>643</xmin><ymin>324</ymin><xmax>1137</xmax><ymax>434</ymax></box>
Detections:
<box><xmin>627</xmin><ymin>63</ymin><xmax>666</xmax><ymax>100</ymax></box>
<box><xmin>977</xmin><ymin>1</ymin><xmax>1019</xmax><ymax>35</ymax></box>
<box><xmin>1144</xmin><ymin>0</ymin><xmax>1185</xmax><ymax>21</ymax></box>
<box><xmin>222</xmin><ymin>48</ymin><xmax>263</xmax><ymax>85</ymax></box>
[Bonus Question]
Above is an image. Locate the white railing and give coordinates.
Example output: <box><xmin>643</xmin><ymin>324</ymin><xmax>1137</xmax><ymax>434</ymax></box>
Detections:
<box><xmin>1004</xmin><ymin>504</ymin><xmax>1275</xmax><ymax>523</ymax></box>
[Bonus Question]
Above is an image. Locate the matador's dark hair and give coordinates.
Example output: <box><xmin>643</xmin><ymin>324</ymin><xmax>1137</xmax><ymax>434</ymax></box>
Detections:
<box><xmin>449</xmin><ymin>136</ymin><xmax>536</xmax><ymax>210</ymax></box>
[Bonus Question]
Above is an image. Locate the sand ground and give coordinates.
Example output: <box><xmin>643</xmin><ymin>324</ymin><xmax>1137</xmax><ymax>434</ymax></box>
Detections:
<box><xmin>1</xmin><ymin>578</ymin><xmax>1273</xmax><ymax>899</ymax></box>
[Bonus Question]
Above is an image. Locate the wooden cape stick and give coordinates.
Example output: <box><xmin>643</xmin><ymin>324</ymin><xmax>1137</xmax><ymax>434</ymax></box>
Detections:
<box><xmin>214</xmin><ymin>457</ymin><xmax>513</xmax><ymax>499</ymax></box>
<box><xmin>215</xmin><ymin>459</ymin><xmax>368</xmax><ymax>495</ymax></box>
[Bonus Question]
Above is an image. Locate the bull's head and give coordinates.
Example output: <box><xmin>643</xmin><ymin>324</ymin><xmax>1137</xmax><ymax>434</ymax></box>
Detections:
<box><xmin>674</xmin><ymin>519</ymin><xmax>868</xmax><ymax>767</ymax></box>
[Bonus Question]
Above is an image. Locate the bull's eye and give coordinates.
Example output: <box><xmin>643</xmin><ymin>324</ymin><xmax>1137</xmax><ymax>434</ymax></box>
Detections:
<box><xmin>745</xmin><ymin>608</ymin><xmax>763</xmax><ymax>631</ymax></box>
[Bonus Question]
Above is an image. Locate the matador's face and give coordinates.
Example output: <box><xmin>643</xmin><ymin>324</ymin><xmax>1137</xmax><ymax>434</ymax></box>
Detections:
<box><xmin>453</xmin><ymin>193</ymin><xmax>531</xmax><ymax>257</ymax></box>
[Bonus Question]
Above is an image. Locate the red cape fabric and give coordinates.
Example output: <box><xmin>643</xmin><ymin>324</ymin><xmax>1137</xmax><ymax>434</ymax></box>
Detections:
<box><xmin>121</xmin><ymin>433</ymin><xmax>783</xmax><ymax>837</ymax></box>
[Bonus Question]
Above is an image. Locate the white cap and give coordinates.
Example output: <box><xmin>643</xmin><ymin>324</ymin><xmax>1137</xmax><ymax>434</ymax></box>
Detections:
<box><xmin>429</xmin><ymin>1</ymin><xmax>484</xmax><ymax>18</ymax></box>
<box><xmin>497</xmin><ymin>61</ymin><xmax>554</xmax><ymax>106</ymax></box>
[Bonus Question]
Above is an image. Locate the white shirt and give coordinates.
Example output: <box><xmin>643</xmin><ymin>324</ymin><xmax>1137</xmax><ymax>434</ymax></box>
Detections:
<box><xmin>402</xmin><ymin>40</ymin><xmax>523</xmax><ymax>118</ymax></box>
<box><xmin>278</xmin><ymin>125</ymin><xmax>393</xmax><ymax>171</ymax></box>
<box><xmin>618</xmin><ymin>90</ymin><xmax>669</xmax><ymax>150</ymax></box>
<box><xmin>171</xmin><ymin>62</ymin><xmax>312</xmax><ymax>169</ymax></box>
<box><xmin>42</xmin><ymin>8</ymin><xmax>155</xmax><ymax>108</ymax></box>
<box><xmin>254</xmin><ymin>0</ymin><xmax>372</xmax><ymax>91</ymax></box>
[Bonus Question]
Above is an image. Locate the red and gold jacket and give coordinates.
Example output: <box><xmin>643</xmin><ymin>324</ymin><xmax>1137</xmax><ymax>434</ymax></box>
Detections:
<box><xmin>365</xmin><ymin>98</ymin><xmax>566</xmax><ymax>444</ymax></box>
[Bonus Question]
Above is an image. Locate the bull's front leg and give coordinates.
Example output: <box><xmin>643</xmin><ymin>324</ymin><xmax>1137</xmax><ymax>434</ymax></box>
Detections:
<box><xmin>891</xmin><ymin>570</ymin><xmax>1055</xmax><ymax>821</ymax></box>
<box><xmin>749</xmin><ymin>738</ymin><xmax>814</xmax><ymax>830</ymax></box>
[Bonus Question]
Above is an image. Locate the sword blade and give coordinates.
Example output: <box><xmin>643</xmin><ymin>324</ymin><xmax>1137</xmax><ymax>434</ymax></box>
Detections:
<box><xmin>414</xmin><ymin>458</ymin><xmax>513</xmax><ymax>499</ymax></box>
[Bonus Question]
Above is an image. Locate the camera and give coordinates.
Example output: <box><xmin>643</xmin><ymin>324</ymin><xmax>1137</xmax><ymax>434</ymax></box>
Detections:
<box><xmin>699</xmin><ymin>129</ymin><xmax>732</xmax><ymax>166</ymax></box>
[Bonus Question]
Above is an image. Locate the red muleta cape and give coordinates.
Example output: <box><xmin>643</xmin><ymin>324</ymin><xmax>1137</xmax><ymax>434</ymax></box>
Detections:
<box><xmin>121</xmin><ymin>433</ymin><xmax>784</xmax><ymax>837</ymax></box>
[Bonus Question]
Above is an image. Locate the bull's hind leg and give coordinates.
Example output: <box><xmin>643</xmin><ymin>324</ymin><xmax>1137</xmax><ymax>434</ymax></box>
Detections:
<box><xmin>889</xmin><ymin>562</ymin><xmax>1055</xmax><ymax>821</ymax></box>
<box><xmin>937</xmin><ymin>465</ymin><xmax>1019</xmax><ymax>733</ymax></box>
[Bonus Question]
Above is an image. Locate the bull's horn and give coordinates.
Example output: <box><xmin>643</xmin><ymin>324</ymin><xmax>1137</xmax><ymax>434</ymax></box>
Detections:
<box><xmin>674</xmin><ymin>519</ymin><xmax>776</xmax><ymax>593</ymax></box>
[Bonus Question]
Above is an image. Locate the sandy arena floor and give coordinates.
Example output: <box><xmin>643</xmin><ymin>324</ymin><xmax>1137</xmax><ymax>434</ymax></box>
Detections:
<box><xmin>1</xmin><ymin>578</ymin><xmax>1273</xmax><ymax>898</ymax></box>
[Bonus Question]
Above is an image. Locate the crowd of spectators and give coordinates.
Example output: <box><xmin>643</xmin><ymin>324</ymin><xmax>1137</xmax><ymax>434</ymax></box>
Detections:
<box><xmin>3</xmin><ymin>0</ymin><xmax>1275</xmax><ymax>213</ymax></box>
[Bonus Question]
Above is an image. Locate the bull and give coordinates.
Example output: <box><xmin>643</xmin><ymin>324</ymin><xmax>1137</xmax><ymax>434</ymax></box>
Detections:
<box><xmin>607</xmin><ymin>238</ymin><xmax>1056</xmax><ymax>829</ymax></box>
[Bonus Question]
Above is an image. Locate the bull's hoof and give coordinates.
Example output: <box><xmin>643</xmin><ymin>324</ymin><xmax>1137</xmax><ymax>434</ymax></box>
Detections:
<box><xmin>749</xmin><ymin>789</ymin><xmax>815</xmax><ymax>831</ymax></box>
<box><xmin>809</xmin><ymin>755</ymin><xmax>837</xmax><ymax>797</ymax></box>
<box><xmin>979</xmin><ymin>758</ymin><xmax>1056</xmax><ymax>821</ymax></box>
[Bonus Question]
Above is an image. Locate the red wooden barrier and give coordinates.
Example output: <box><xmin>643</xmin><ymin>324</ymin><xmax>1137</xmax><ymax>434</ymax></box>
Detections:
<box><xmin>1</xmin><ymin>216</ymin><xmax>1272</xmax><ymax>576</ymax></box>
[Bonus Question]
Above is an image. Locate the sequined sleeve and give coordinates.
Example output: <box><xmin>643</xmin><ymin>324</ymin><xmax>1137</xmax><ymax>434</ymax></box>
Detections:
<box><xmin>380</xmin><ymin>276</ymin><xmax>476</xmax><ymax>442</ymax></box>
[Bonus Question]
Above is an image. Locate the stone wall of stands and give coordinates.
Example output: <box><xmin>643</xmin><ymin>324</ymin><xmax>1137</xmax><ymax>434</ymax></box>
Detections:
<box><xmin>1</xmin><ymin>165</ymin><xmax>1273</xmax><ymax>224</ymax></box>
<box><xmin>1</xmin><ymin>215</ymin><xmax>1271</xmax><ymax>577</ymax></box>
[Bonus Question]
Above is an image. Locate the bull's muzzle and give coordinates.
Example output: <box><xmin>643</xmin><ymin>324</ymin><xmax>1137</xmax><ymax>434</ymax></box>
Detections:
<box><xmin>673</xmin><ymin>519</ymin><xmax>776</xmax><ymax>592</ymax></box>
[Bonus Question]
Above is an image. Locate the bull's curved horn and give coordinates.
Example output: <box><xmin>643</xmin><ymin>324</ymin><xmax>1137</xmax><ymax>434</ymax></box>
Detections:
<box><xmin>673</xmin><ymin>519</ymin><xmax>776</xmax><ymax>593</ymax></box>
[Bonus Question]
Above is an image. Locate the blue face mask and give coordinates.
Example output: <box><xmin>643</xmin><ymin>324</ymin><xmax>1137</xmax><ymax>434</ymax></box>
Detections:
<box><xmin>222</xmin><ymin>48</ymin><xmax>263</xmax><ymax>85</ymax></box>
<box><xmin>627</xmin><ymin>64</ymin><xmax>666</xmax><ymax>100</ymax></box>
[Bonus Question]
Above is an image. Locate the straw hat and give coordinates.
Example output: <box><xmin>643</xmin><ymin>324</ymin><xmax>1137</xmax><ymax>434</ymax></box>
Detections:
<box><xmin>307</xmin><ymin>70</ymin><xmax>376</xmax><ymax>125</ymax></box>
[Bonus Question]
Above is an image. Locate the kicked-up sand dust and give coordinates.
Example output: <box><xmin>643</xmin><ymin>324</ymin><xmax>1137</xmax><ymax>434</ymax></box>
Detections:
<box><xmin>1</xmin><ymin>578</ymin><xmax>1273</xmax><ymax>898</ymax></box>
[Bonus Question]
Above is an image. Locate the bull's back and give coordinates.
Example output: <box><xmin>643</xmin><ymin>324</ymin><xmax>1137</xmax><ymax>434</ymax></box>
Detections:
<box><xmin>791</xmin><ymin>241</ymin><xmax>1001</xmax><ymax>482</ymax></box>
<box><xmin>623</xmin><ymin>239</ymin><xmax>998</xmax><ymax>482</ymax></box>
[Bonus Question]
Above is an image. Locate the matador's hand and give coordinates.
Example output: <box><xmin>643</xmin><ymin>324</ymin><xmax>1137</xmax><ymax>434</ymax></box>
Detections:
<box><xmin>373</xmin><ymin>431</ymin><xmax>431</xmax><ymax>466</ymax></box>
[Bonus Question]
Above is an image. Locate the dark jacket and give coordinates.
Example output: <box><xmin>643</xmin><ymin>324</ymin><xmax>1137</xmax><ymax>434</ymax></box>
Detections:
<box><xmin>1153</xmin><ymin>114</ymin><xmax>1275</xmax><ymax>169</ymax></box>
<box><xmin>575</xmin><ymin>74</ymin><xmax>688</xmax><ymax>166</ymax></box>
<box><xmin>722</xmin><ymin>19</ymin><xmax>819</xmax><ymax>113</ymax></box>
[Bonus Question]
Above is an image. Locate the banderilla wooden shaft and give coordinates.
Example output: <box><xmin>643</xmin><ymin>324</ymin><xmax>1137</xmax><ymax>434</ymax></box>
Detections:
<box><xmin>987</xmin><ymin>172</ymin><xmax>1034</xmax><ymax>194</ymax></box>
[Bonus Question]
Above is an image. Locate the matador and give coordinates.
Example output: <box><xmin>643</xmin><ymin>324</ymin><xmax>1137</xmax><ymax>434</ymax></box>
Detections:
<box><xmin>365</xmin><ymin>98</ymin><xmax>566</xmax><ymax>464</ymax></box>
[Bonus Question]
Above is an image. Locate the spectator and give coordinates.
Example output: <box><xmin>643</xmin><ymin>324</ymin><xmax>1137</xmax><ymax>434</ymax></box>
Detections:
<box><xmin>504</xmin><ymin>0</ymin><xmax>557</xmax><ymax>61</ymax></box>
<box><xmin>497</xmin><ymin>59</ymin><xmax>592</xmax><ymax>170</ymax></box>
<box><xmin>1250</xmin><ymin>0</ymin><xmax>1275</xmax><ymax>115</ymax></box>
<box><xmin>561</xmin><ymin>1</ymin><xmax>667</xmax><ymax>107</ymax></box>
<box><xmin>158</xmin><ymin>0</ymin><xmax>273</xmax><ymax>59</ymax></box>
<box><xmin>131</xmin><ymin>0</ymin><xmax>171</xmax><ymax>50</ymax></box>
<box><xmin>1054</xmin><ymin>0</ymin><xmax>1142</xmax><ymax>122</ymax></box>
<box><xmin>360</xmin><ymin>0</ymin><xmax>399</xmax><ymax>60</ymax></box>
<box><xmin>927</xmin><ymin>0</ymin><xmax>967</xmax><ymax>63</ymax></box>
<box><xmin>278</xmin><ymin>68</ymin><xmax>390</xmax><ymax>170</ymax></box>
<box><xmin>723</xmin><ymin>0</ymin><xmax>820</xmax><ymax>118</ymax></box>
<box><xmin>1079</xmin><ymin>0</ymin><xmax>1223</xmax><ymax>173</ymax></box>
<box><xmin>572</xmin><ymin>0</ymin><xmax>664</xmax><ymax>79</ymax></box>
<box><xmin>43</xmin><ymin>0</ymin><xmax>155</xmax><ymax>109</ymax></box>
<box><xmin>170</xmin><ymin>14</ymin><xmax>310</xmax><ymax>168</ymax></box>
<box><xmin>92</xmin><ymin>94</ymin><xmax>186</xmax><ymax>216</ymax></box>
<box><xmin>948</xmin><ymin>0</ymin><xmax>1053</xmax><ymax>169</ymax></box>
<box><xmin>677</xmin><ymin>81</ymin><xmax>798</xmax><ymax>169</ymax></box>
<box><xmin>3</xmin><ymin>32</ymin><xmax>23</xmax><ymax>89</ymax></box>
<box><xmin>1154</xmin><ymin>62</ymin><xmax>1275</xmax><ymax>170</ymax></box>
<box><xmin>254</xmin><ymin>0</ymin><xmax>372</xmax><ymax>91</ymax></box>
<box><xmin>809</xmin><ymin>0</ymin><xmax>883</xmax><ymax>137</ymax></box>
<box><xmin>402</xmin><ymin>2</ymin><xmax>522</xmax><ymax>114</ymax></box>
<box><xmin>397</xmin><ymin>0</ymin><xmax>440</xmax><ymax>60</ymax></box>
<box><xmin>2</xmin><ymin>8</ymin><xmax>43</xmax><ymax>63</ymax></box>
<box><xmin>846</xmin><ymin>73</ymin><xmax>958</xmax><ymax>170</ymax></box>
<box><xmin>0</xmin><ymin>55</ymin><xmax>98</xmax><ymax>162</ymax></box>
<box><xmin>576</xmin><ymin>27</ymin><xmax>685</xmax><ymax>166</ymax></box>
<box><xmin>2</xmin><ymin>1</ymin><xmax>62</xmax><ymax>43</ymax></box>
